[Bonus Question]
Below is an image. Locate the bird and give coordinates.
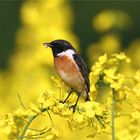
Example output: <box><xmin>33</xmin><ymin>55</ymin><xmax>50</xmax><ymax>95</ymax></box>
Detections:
<box><xmin>43</xmin><ymin>39</ymin><xmax>90</xmax><ymax>112</ymax></box>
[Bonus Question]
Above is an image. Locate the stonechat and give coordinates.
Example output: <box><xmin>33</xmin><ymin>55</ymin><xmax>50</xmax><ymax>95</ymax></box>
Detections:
<box><xmin>43</xmin><ymin>39</ymin><xmax>90</xmax><ymax>112</ymax></box>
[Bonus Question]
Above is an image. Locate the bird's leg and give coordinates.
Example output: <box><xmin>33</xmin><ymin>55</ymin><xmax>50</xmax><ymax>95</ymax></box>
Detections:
<box><xmin>70</xmin><ymin>92</ymin><xmax>81</xmax><ymax>113</ymax></box>
<box><xmin>63</xmin><ymin>90</ymin><xmax>73</xmax><ymax>103</ymax></box>
<box><xmin>59</xmin><ymin>89</ymin><xmax>74</xmax><ymax>103</ymax></box>
<box><xmin>85</xmin><ymin>94</ymin><xmax>90</xmax><ymax>101</ymax></box>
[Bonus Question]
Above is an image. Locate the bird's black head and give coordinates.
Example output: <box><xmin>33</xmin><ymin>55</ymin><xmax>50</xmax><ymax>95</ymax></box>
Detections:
<box><xmin>43</xmin><ymin>39</ymin><xmax>75</xmax><ymax>57</ymax></box>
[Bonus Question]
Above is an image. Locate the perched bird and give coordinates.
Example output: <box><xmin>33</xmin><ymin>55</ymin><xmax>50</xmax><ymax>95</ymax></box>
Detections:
<box><xmin>43</xmin><ymin>39</ymin><xmax>90</xmax><ymax>112</ymax></box>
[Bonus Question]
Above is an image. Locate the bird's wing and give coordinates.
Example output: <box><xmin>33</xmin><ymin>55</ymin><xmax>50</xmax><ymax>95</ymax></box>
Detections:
<box><xmin>73</xmin><ymin>54</ymin><xmax>90</xmax><ymax>101</ymax></box>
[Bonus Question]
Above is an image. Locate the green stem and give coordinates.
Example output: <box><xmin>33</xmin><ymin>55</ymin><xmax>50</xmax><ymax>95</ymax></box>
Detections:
<box><xmin>18</xmin><ymin>108</ymin><xmax>49</xmax><ymax>140</ymax></box>
<box><xmin>46</xmin><ymin>110</ymin><xmax>54</xmax><ymax>127</ymax></box>
<box><xmin>18</xmin><ymin>114</ymin><xmax>38</xmax><ymax>140</ymax></box>
<box><xmin>112</xmin><ymin>88</ymin><xmax>115</xmax><ymax>140</ymax></box>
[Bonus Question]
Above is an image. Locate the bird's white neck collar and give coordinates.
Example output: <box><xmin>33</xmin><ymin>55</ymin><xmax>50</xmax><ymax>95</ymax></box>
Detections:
<box><xmin>57</xmin><ymin>49</ymin><xmax>76</xmax><ymax>58</ymax></box>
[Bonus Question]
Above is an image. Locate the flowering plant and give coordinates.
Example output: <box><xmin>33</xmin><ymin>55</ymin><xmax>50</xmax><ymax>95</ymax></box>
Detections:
<box><xmin>1</xmin><ymin>53</ymin><xmax>140</xmax><ymax>140</ymax></box>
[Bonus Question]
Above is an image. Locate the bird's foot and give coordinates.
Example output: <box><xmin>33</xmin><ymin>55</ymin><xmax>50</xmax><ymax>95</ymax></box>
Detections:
<box><xmin>69</xmin><ymin>104</ymin><xmax>77</xmax><ymax>113</ymax></box>
<box><xmin>59</xmin><ymin>100</ymin><xmax>65</xmax><ymax>104</ymax></box>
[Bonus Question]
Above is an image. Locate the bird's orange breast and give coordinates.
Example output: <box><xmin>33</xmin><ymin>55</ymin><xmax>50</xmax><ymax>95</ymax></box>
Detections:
<box><xmin>54</xmin><ymin>55</ymin><xmax>85</xmax><ymax>92</ymax></box>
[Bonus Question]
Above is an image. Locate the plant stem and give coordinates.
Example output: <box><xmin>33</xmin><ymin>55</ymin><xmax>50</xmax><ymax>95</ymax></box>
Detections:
<box><xmin>46</xmin><ymin>110</ymin><xmax>54</xmax><ymax>127</ymax></box>
<box><xmin>18</xmin><ymin>107</ymin><xmax>50</xmax><ymax>140</ymax></box>
<box><xmin>112</xmin><ymin>88</ymin><xmax>115</xmax><ymax>140</ymax></box>
<box><xmin>18</xmin><ymin>114</ymin><xmax>38</xmax><ymax>140</ymax></box>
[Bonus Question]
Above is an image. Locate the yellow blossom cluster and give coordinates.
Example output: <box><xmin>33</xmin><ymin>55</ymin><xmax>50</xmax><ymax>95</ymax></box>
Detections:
<box><xmin>89</xmin><ymin>53</ymin><xmax>140</xmax><ymax>140</ymax></box>
<box><xmin>90</xmin><ymin>53</ymin><xmax>130</xmax><ymax>96</ymax></box>
<box><xmin>88</xmin><ymin>9</ymin><xmax>140</xmax><ymax>139</ymax></box>
<box><xmin>0</xmin><ymin>87</ymin><xmax>109</xmax><ymax>139</ymax></box>
<box><xmin>1</xmin><ymin>52</ymin><xmax>137</xmax><ymax>140</ymax></box>
<box><xmin>0</xmin><ymin>109</ymin><xmax>30</xmax><ymax>139</ymax></box>
<box><xmin>38</xmin><ymin>89</ymin><xmax>108</xmax><ymax>133</ymax></box>
<box><xmin>0</xmin><ymin>100</ymin><xmax>62</xmax><ymax>140</ymax></box>
<box><xmin>93</xmin><ymin>10</ymin><xmax>131</xmax><ymax>32</ymax></box>
<box><xmin>0</xmin><ymin>1</ymin><xmax>140</xmax><ymax>140</ymax></box>
<box><xmin>1</xmin><ymin>52</ymin><xmax>140</xmax><ymax>139</ymax></box>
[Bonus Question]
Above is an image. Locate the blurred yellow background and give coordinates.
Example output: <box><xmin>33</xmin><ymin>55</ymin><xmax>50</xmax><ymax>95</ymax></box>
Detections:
<box><xmin>0</xmin><ymin>0</ymin><xmax>140</xmax><ymax>140</ymax></box>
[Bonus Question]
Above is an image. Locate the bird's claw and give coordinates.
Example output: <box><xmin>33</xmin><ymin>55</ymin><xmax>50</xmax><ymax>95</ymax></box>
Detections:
<box><xmin>59</xmin><ymin>100</ymin><xmax>65</xmax><ymax>104</ymax></box>
<box><xmin>69</xmin><ymin>104</ymin><xmax>77</xmax><ymax>113</ymax></box>
<box><xmin>59</xmin><ymin>100</ymin><xmax>77</xmax><ymax>113</ymax></box>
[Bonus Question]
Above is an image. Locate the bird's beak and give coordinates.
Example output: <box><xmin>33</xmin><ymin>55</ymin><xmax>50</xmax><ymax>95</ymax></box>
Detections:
<box><xmin>43</xmin><ymin>42</ymin><xmax>53</xmax><ymax>48</ymax></box>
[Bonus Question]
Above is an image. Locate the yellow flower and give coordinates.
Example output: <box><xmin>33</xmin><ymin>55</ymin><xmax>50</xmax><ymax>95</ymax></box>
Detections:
<box><xmin>100</xmin><ymin>35</ymin><xmax>121</xmax><ymax>53</ymax></box>
<box><xmin>93</xmin><ymin>10</ymin><xmax>131</xmax><ymax>32</ymax></box>
<box><xmin>104</xmin><ymin>68</ymin><xmax>116</xmax><ymax>78</ymax></box>
<box><xmin>51</xmin><ymin>102</ymin><xmax>72</xmax><ymax>117</ymax></box>
<box><xmin>37</xmin><ymin>92</ymin><xmax>47</xmax><ymax>104</ymax></box>
<box><xmin>90</xmin><ymin>82</ymin><xmax>97</xmax><ymax>93</ymax></box>
<box><xmin>51</xmin><ymin>127</ymin><xmax>60</xmax><ymax>137</ymax></box>
<box><xmin>72</xmin><ymin>112</ymin><xmax>84</xmax><ymax>123</ymax></box>
<box><xmin>104</xmin><ymin>73</ymin><xmax>125</xmax><ymax>90</ymax></box>
<box><xmin>134</xmin><ymin>70</ymin><xmax>140</xmax><ymax>83</ymax></box>
<box><xmin>86</xmin><ymin>109</ymin><xmax>95</xmax><ymax>118</ymax></box>
<box><xmin>98</xmin><ymin>53</ymin><xmax>108</xmax><ymax>65</ymax></box>
<box><xmin>93</xmin><ymin>10</ymin><xmax>116</xmax><ymax>32</ymax></box>
<box><xmin>51</xmin><ymin>76</ymin><xmax>64</xmax><ymax>88</ymax></box>
<box><xmin>81</xmin><ymin>101</ymin><xmax>99</xmax><ymax>110</ymax></box>
<box><xmin>91</xmin><ymin>65</ymin><xmax>102</xmax><ymax>76</ymax></box>
<box><xmin>112</xmin><ymin>53</ymin><xmax>131</xmax><ymax>63</ymax></box>
<box><xmin>61</xmin><ymin>109</ymin><xmax>73</xmax><ymax>118</ymax></box>
<box><xmin>30</xmin><ymin>103</ymin><xmax>40</xmax><ymax>114</ymax></box>
<box><xmin>44</xmin><ymin>98</ymin><xmax>56</xmax><ymax>108</ymax></box>
<box><xmin>91</xmin><ymin>54</ymin><xmax>107</xmax><ymax>75</ymax></box>
<box><xmin>51</xmin><ymin>106</ymin><xmax>60</xmax><ymax>114</ymax></box>
<box><xmin>4</xmin><ymin>126</ymin><xmax>13</xmax><ymax>135</ymax></box>
<box><xmin>45</xmin><ymin>134</ymin><xmax>54</xmax><ymax>140</ymax></box>
<box><xmin>127</xmin><ymin>39</ymin><xmax>140</xmax><ymax>68</ymax></box>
